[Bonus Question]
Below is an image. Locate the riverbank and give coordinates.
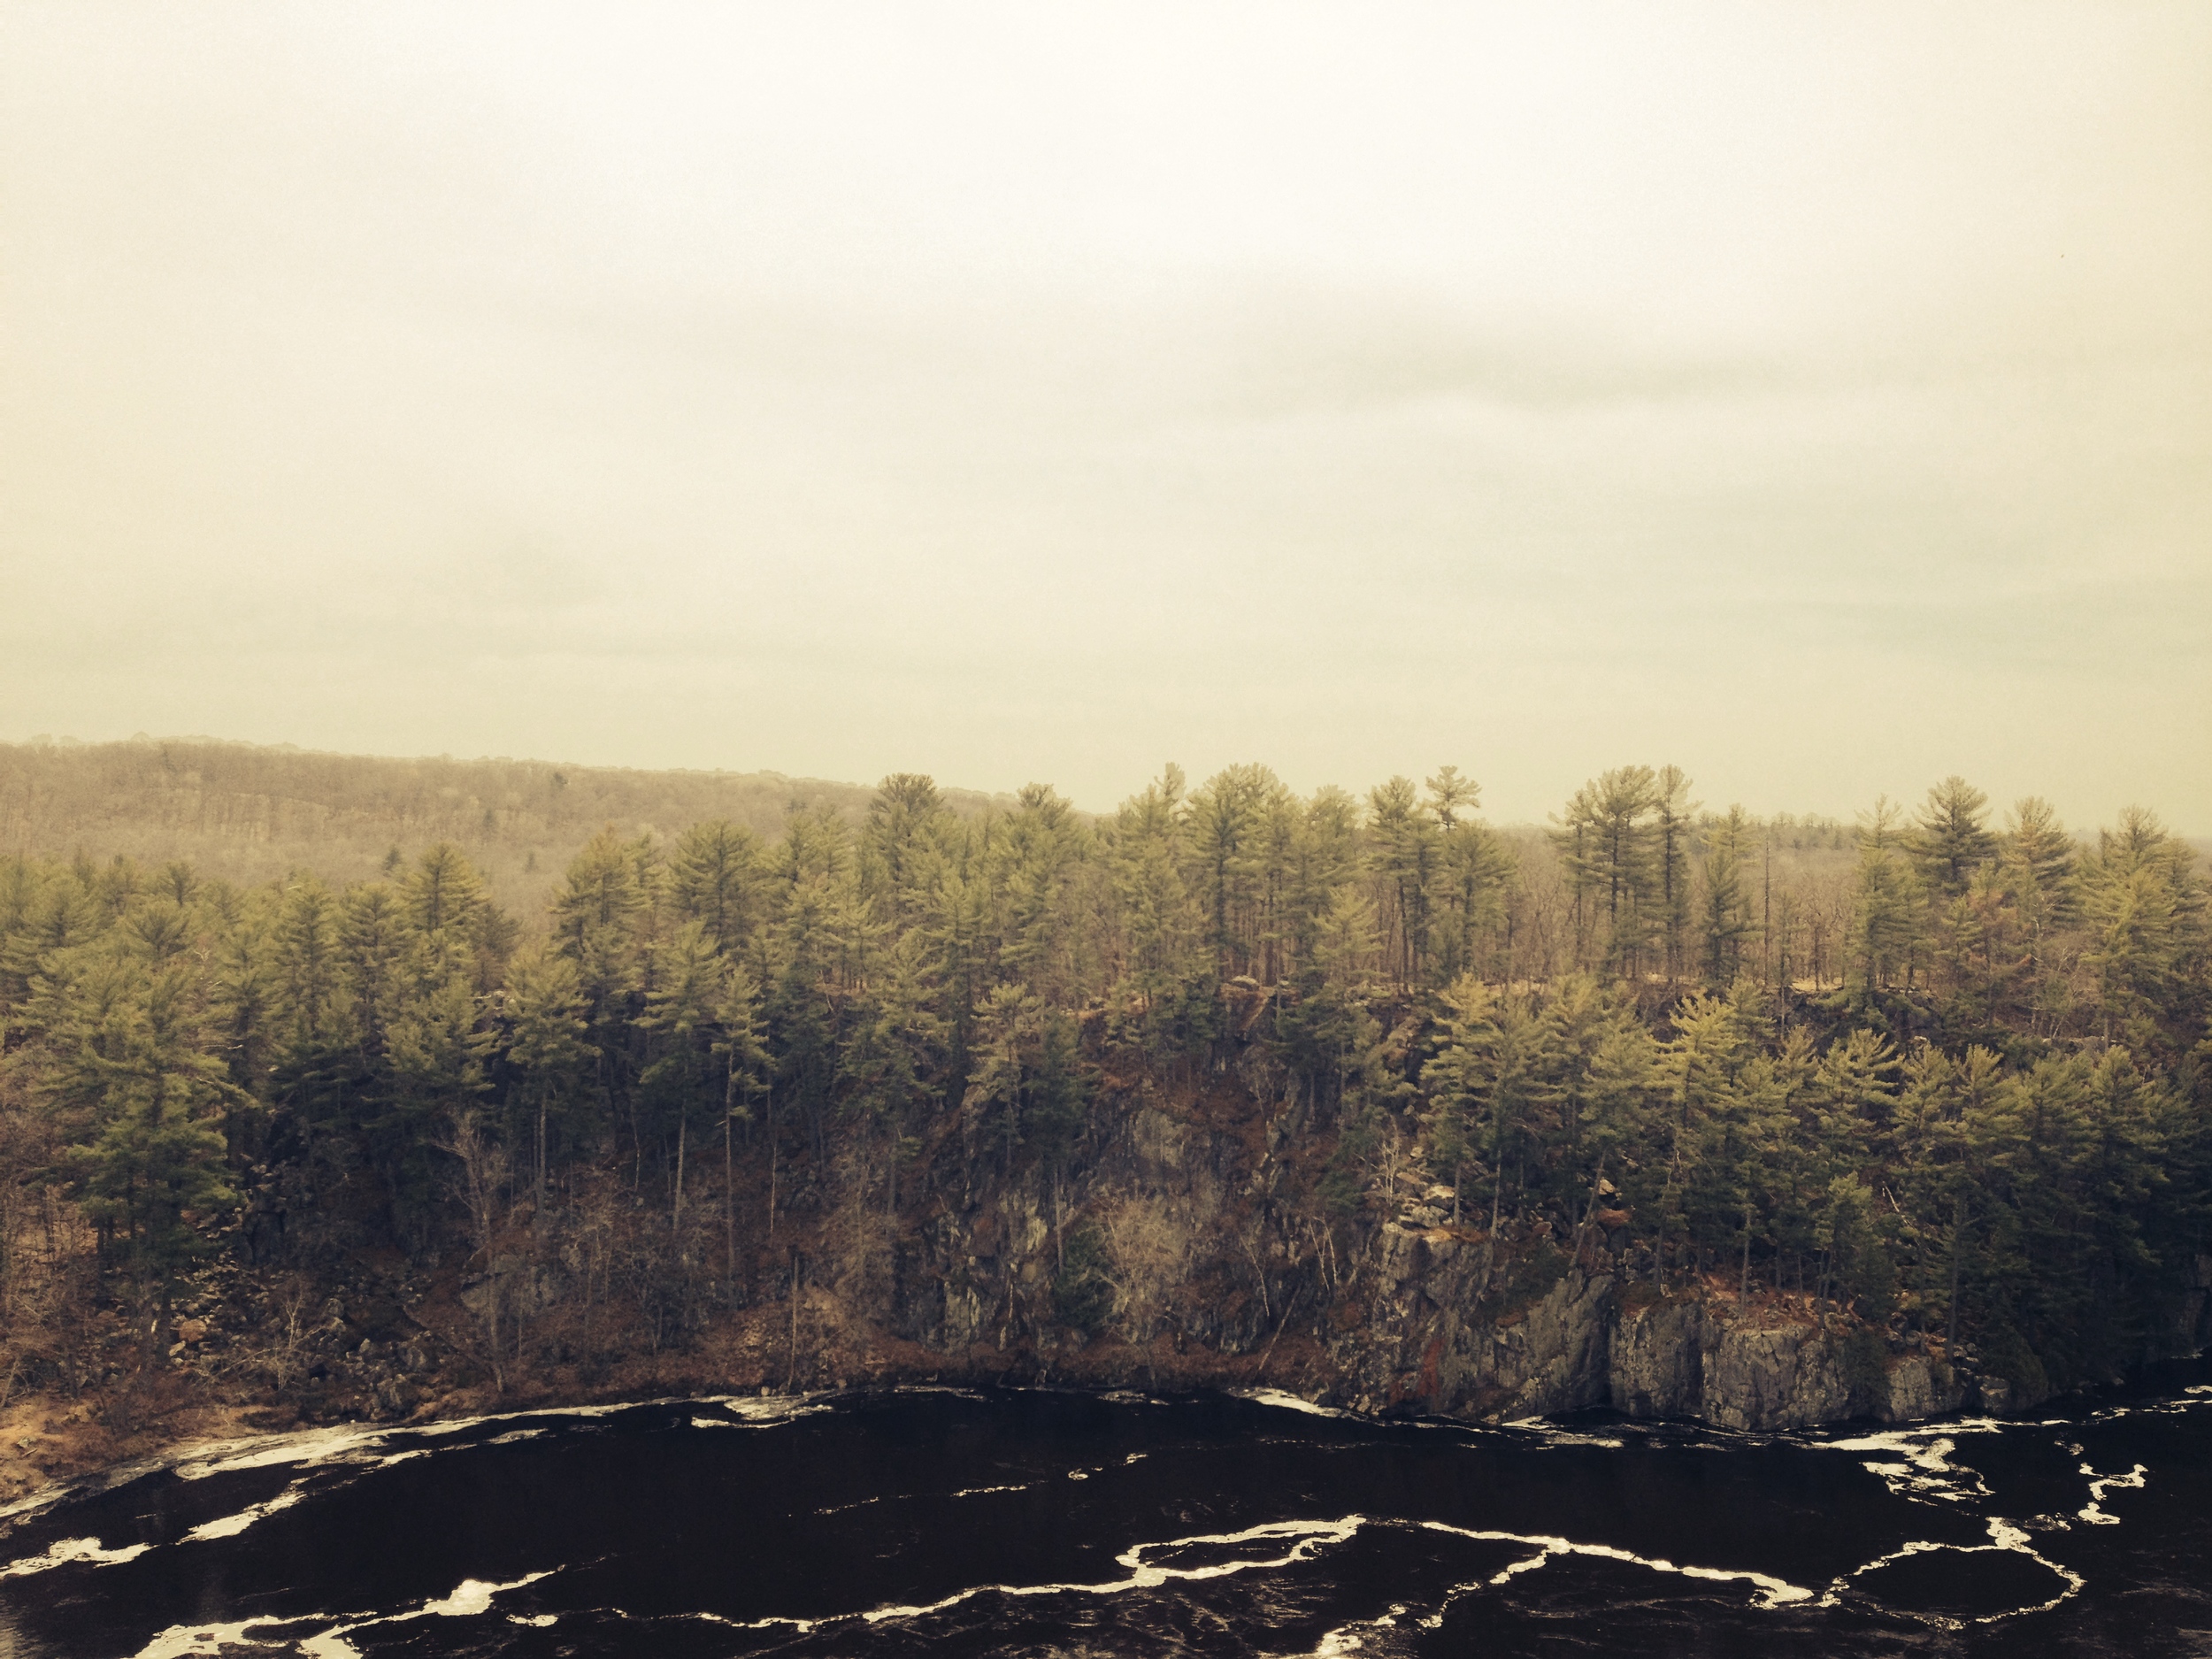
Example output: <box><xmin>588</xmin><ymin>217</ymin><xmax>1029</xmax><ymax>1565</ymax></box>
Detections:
<box><xmin>11</xmin><ymin>1240</ymin><xmax>2194</xmax><ymax>1510</ymax></box>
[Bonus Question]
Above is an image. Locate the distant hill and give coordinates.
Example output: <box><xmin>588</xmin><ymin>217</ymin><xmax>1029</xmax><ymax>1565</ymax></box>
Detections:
<box><xmin>0</xmin><ymin>738</ymin><xmax>1017</xmax><ymax>915</ymax></box>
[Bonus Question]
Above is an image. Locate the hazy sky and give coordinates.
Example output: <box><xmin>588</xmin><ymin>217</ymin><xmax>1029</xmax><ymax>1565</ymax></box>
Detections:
<box><xmin>4</xmin><ymin>4</ymin><xmax>2208</xmax><ymax>828</ymax></box>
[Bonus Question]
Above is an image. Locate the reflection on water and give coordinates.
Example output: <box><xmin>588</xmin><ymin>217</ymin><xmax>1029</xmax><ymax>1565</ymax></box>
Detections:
<box><xmin>2</xmin><ymin>1369</ymin><xmax>2207</xmax><ymax>1658</ymax></box>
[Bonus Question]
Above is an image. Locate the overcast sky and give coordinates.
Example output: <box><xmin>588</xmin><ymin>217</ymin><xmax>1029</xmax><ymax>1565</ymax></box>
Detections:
<box><xmin>4</xmin><ymin>4</ymin><xmax>2207</xmax><ymax>828</ymax></box>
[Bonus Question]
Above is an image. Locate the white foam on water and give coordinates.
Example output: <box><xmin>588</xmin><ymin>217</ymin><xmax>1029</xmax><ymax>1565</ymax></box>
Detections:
<box><xmin>124</xmin><ymin>1615</ymin><xmax>305</xmax><ymax>1657</ymax></box>
<box><xmin>846</xmin><ymin>1517</ymin><xmax>1366</xmax><ymax>1625</ymax></box>
<box><xmin>1817</xmin><ymin>1425</ymin><xmax>1999</xmax><ymax>1504</ymax></box>
<box><xmin>5</xmin><ymin>1394</ymin><xmax>826</xmax><ymax>1576</ymax></box>
<box><xmin>180</xmin><ymin>1485</ymin><xmax>305</xmax><ymax>1542</ymax></box>
<box><xmin>1511</xmin><ymin>1425</ymin><xmax>1629</xmax><ymax>1449</ymax></box>
<box><xmin>491</xmin><ymin>1603</ymin><xmax>826</xmax><ymax>1639</ymax></box>
<box><xmin>2075</xmin><ymin>1460</ymin><xmax>2147</xmax><ymax>1525</ymax></box>
<box><xmin>1820</xmin><ymin>1517</ymin><xmax>2085</xmax><ymax>1630</ymax></box>
<box><xmin>1803</xmin><ymin>1418</ymin><xmax>2108</xmax><ymax>1626</ymax></box>
<box><xmin>1298</xmin><ymin>1518</ymin><xmax>1817</xmax><ymax>1655</ymax></box>
<box><xmin>125</xmin><ymin>1571</ymin><xmax>555</xmax><ymax>1659</ymax></box>
<box><xmin>0</xmin><ymin>1534</ymin><xmax>153</xmax><ymax>1578</ymax></box>
<box><xmin>1312</xmin><ymin>1600</ymin><xmax>1409</xmax><ymax>1655</ymax></box>
<box><xmin>172</xmin><ymin>1425</ymin><xmax>396</xmax><ymax>1481</ymax></box>
<box><xmin>1231</xmin><ymin>1388</ymin><xmax>1360</xmax><ymax>1420</ymax></box>
<box><xmin>2077</xmin><ymin>1386</ymin><xmax>2212</xmax><ymax>1427</ymax></box>
<box><xmin>35</xmin><ymin>1381</ymin><xmax>2208</xmax><ymax>1644</ymax></box>
<box><xmin>879</xmin><ymin>1384</ymin><xmax>990</xmax><ymax>1402</ymax></box>
<box><xmin>0</xmin><ymin>1429</ymin><xmax>433</xmax><ymax>1573</ymax></box>
<box><xmin>686</xmin><ymin>1407</ymin><xmax>832</xmax><ymax>1433</ymax></box>
<box><xmin>1417</xmin><ymin>1519</ymin><xmax>1814</xmax><ymax>1609</ymax></box>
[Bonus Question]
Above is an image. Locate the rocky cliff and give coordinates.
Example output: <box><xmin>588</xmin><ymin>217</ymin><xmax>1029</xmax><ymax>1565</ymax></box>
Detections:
<box><xmin>1331</xmin><ymin>1225</ymin><xmax>1965</xmax><ymax>1429</ymax></box>
<box><xmin>6</xmin><ymin>1064</ymin><xmax>2208</xmax><ymax>1501</ymax></box>
<box><xmin>842</xmin><ymin>1079</ymin><xmax>2165</xmax><ymax>1435</ymax></box>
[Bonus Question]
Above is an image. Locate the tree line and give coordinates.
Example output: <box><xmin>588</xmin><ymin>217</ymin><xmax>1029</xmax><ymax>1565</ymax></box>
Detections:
<box><xmin>1</xmin><ymin>764</ymin><xmax>2204</xmax><ymax>1402</ymax></box>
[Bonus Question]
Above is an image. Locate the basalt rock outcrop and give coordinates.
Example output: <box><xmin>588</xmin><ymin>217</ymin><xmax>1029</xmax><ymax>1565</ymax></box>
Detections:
<box><xmin>1318</xmin><ymin>1220</ymin><xmax>1975</xmax><ymax>1431</ymax></box>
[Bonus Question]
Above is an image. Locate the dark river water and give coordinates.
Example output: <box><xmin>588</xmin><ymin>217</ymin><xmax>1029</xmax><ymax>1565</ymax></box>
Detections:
<box><xmin>4</xmin><ymin>1366</ymin><xmax>2208</xmax><ymax>1658</ymax></box>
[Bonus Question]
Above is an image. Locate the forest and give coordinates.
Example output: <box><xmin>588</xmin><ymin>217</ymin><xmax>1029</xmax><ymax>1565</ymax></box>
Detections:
<box><xmin>0</xmin><ymin>753</ymin><xmax>2205</xmax><ymax>1440</ymax></box>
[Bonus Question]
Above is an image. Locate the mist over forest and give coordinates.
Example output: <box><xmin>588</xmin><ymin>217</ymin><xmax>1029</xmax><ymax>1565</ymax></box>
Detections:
<box><xmin>0</xmin><ymin>738</ymin><xmax>1020</xmax><ymax>914</ymax></box>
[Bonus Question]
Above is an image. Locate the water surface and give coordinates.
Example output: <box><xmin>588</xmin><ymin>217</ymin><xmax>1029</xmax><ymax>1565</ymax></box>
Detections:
<box><xmin>4</xmin><ymin>1368</ymin><xmax>2208</xmax><ymax>1657</ymax></box>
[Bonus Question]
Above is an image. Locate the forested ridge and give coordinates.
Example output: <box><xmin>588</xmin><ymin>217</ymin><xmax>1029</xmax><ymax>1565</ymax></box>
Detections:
<box><xmin>0</xmin><ymin>737</ymin><xmax>1015</xmax><ymax>913</ymax></box>
<box><xmin>0</xmin><ymin>757</ymin><xmax>2206</xmax><ymax>1479</ymax></box>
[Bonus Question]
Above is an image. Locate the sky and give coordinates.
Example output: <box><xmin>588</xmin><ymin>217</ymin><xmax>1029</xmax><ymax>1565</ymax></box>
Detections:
<box><xmin>4</xmin><ymin>4</ymin><xmax>2208</xmax><ymax>830</ymax></box>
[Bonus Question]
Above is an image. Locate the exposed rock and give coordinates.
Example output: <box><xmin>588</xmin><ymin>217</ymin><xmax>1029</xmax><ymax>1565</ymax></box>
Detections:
<box><xmin>1878</xmin><ymin>1356</ymin><xmax>1960</xmax><ymax>1425</ymax></box>
<box><xmin>1609</xmin><ymin>1297</ymin><xmax>1707</xmax><ymax>1418</ymax></box>
<box><xmin>1338</xmin><ymin>1239</ymin><xmax>1979</xmax><ymax>1432</ymax></box>
<box><xmin>1128</xmin><ymin>1109</ymin><xmax>1192</xmax><ymax>1173</ymax></box>
<box><xmin>1484</xmin><ymin>1269</ymin><xmax>1614</xmax><ymax>1418</ymax></box>
<box><xmin>1701</xmin><ymin>1318</ymin><xmax>1854</xmax><ymax>1430</ymax></box>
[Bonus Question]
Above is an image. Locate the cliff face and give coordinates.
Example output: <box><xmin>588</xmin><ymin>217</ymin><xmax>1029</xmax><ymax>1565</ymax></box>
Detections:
<box><xmin>861</xmin><ymin>1081</ymin><xmax>2039</xmax><ymax>1435</ymax></box>
<box><xmin>1326</xmin><ymin>1228</ymin><xmax>1970</xmax><ymax>1429</ymax></box>
<box><xmin>5</xmin><ymin>1053</ymin><xmax>2203</xmax><ymax>1503</ymax></box>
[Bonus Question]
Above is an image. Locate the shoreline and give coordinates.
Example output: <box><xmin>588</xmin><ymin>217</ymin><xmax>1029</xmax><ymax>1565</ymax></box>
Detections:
<box><xmin>9</xmin><ymin>1348</ymin><xmax>2207</xmax><ymax>1528</ymax></box>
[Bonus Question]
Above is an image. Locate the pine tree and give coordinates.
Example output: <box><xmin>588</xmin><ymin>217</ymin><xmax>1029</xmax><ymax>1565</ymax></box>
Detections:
<box><xmin>503</xmin><ymin>942</ymin><xmax>593</xmax><ymax>1211</ymax></box>
<box><xmin>53</xmin><ymin>959</ymin><xmax>243</xmax><ymax>1298</ymax></box>
<box><xmin>1847</xmin><ymin>797</ymin><xmax>1923</xmax><ymax>1001</ymax></box>
<box><xmin>1427</xmin><ymin>768</ymin><xmax>1509</xmax><ymax>987</ymax></box>
<box><xmin>669</xmin><ymin>820</ymin><xmax>765</xmax><ymax>959</ymax></box>
<box><xmin>1909</xmin><ymin>776</ymin><xmax>1998</xmax><ymax>900</ymax></box>
<box><xmin>1365</xmin><ymin>776</ymin><xmax>1441</xmax><ymax>989</ymax></box>
<box><xmin>1698</xmin><ymin>807</ymin><xmax>1756</xmax><ymax>986</ymax></box>
<box><xmin>1653</xmin><ymin>766</ymin><xmax>1696</xmax><ymax>981</ymax></box>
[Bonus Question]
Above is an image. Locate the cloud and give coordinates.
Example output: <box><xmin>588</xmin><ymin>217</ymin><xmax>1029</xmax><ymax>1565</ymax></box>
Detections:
<box><xmin>1</xmin><ymin>4</ymin><xmax>2206</xmax><ymax>827</ymax></box>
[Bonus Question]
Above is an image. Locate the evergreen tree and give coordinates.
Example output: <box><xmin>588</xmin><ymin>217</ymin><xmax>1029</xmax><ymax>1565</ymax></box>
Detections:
<box><xmin>1698</xmin><ymin>807</ymin><xmax>1756</xmax><ymax>986</ymax></box>
<box><xmin>52</xmin><ymin>958</ymin><xmax>243</xmax><ymax>1297</ymax></box>
<box><xmin>1653</xmin><ymin>765</ymin><xmax>1696</xmax><ymax>981</ymax></box>
<box><xmin>503</xmin><ymin>942</ymin><xmax>593</xmax><ymax>1210</ymax></box>
<box><xmin>668</xmin><ymin>820</ymin><xmax>765</xmax><ymax>959</ymax></box>
<box><xmin>1846</xmin><ymin>797</ymin><xmax>1923</xmax><ymax>1002</ymax></box>
<box><xmin>1909</xmin><ymin>776</ymin><xmax>1998</xmax><ymax>900</ymax></box>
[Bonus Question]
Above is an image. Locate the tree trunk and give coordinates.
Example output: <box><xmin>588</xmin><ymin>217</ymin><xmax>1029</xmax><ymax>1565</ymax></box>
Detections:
<box><xmin>786</xmin><ymin>1249</ymin><xmax>802</xmax><ymax>1391</ymax></box>
<box><xmin>1740</xmin><ymin>1197</ymin><xmax>1753</xmax><ymax>1302</ymax></box>
<box><xmin>1947</xmin><ymin>1193</ymin><xmax>1966</xmax><ymax>1350</ymax></box>
<box><xmin>1572</xmin><ymin>1153</ymin><xmax>1607</xmax><ymax>1269</ymax></box>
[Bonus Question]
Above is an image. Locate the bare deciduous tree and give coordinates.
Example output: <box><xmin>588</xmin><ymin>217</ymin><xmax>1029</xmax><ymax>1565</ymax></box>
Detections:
<box><xmin>1097</xmin><ymin>1191</ymin><xmax>1195</xmax><ymax>1386</ymax></box>
<box><xmin>440</xmin><ymin>1111</ymin><xmax>511</xmax><ymax>1393</ymax></box>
